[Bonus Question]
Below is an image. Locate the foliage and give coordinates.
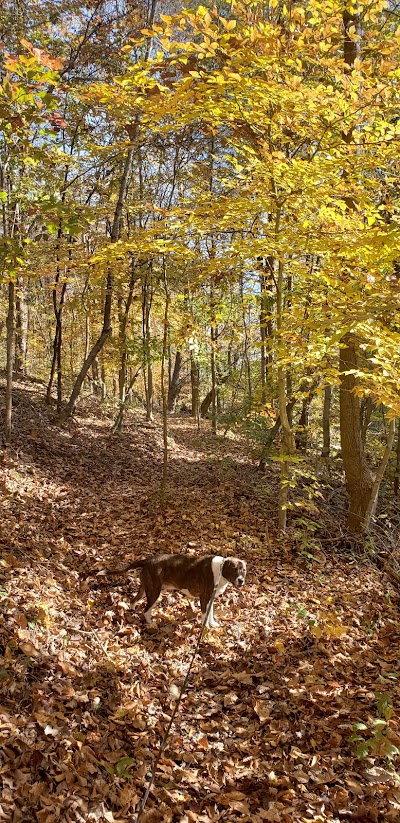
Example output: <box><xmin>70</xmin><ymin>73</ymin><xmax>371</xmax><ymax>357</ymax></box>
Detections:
<box><xmin>351</xmin><ymin>693</ymin><xmax>399</xmax><ymax>762</ymax></box>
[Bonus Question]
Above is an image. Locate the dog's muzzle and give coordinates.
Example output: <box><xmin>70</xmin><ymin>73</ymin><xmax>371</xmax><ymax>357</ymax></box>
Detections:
<box><xmin>235</xmin><ymin>577</ymin><xmax>245</xmax><ymax>588</ymax></box>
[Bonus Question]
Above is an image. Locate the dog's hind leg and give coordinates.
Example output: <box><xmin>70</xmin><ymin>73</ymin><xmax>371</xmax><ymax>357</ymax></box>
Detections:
<box><xmin>143</xmin><ymin>585</ymin><xmax>162</xmax><ymax>626</ymax></box>
<box><xmin>131</xmin><ymin>584</ymin><xmax>145</xmax><ymax>608</ymax></box>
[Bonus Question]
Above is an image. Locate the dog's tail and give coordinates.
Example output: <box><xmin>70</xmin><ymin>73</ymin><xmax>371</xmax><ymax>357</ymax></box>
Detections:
<box><xmin>95</xmin><ymin>559</ymin><xmax>146</xmax><ymax>582</ymax></box>
<box><xmin>107</xmin><ymin>560</ymin><xmax>146</xmax><ymax>575</ymax></box>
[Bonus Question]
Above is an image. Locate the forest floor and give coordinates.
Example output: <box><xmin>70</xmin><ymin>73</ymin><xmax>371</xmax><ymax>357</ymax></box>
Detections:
<box><xmin>1</xmin><ymin>380</ymin><xmax>400</xmax><ymax>823</ymax></box>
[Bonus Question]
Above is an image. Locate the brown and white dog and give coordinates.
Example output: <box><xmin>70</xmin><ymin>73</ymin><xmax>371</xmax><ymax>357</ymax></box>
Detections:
<box><xmin>105</xmin><ymin>553</ymin><xmax>247</xmax><ymax>628</ymax></box>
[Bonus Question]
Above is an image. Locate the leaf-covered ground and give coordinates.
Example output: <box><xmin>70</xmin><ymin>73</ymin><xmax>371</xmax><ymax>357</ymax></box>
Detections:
<box><xmin>1</xmin><ymin>382</ymin><xmax>400</xmax><ymax>823</ymax></box>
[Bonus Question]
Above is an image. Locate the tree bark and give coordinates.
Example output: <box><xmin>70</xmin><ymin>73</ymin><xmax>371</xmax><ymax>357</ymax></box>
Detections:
<box><xmin>210</xmin><ymin>294</ymin><xmax>217</xmax><ymax>434</ymax></box>
<box><xmin>360</xmin><ymin>396</ymin><xmax>374</xmax><ymax>445</ymax></box>
<box><xmin>116</xmin><ymin>263</ymin><xmax>136</xmax><ymax>429</ymax></box>
<box><xmin>142</xmin><ymin>271</ymin><xmax>154</xmax><ymax>422</ymax></box>
<box><xmin>167</xmin><ymin>350</ymin><xmax>183</xmax><ymax>412</ymax></box>
<box><xmin>321</xmin><ymin>385</ymin><xmax>332</xmax><ymax>458</ymax></box>
<box><xmin>259</xmin><ymin>256</ymin><xmax>274</xmax><ymax>402</ymax></box>
<box><xmin>363</xmin><ymin>418</ymin><xmax>395</xmax><ymax>528</ymax></box>
<box><xmin>46</xmin><ymin>279</ymin><xmax>67</xmax><ymax>409</ymax></box>
<box><xmin>160</xmin><ymin>268</ymin><xmax>170</xmax><ymax>501</ymax></box>
<box><xmin>111</xmin><ymin>367</ymin><xmax>142</xmax><ymax>434</ymax></box>
<box><xmin>190</xmin><ymin>352</ymin><xmax>200</xmax><ymax>420</ymax></box>
<box><xmin>339</xmin><ymin>333</ymin><xmax>374</xmax><ymax>532</ymax></box>
<box><xmin>15</xmin><ymin>278</ymin><xmax>27</xmax><ymax>375</ymax></box>
<box><xmin>339</xmin><ymin>10</ymin><xmax>373</xmax><ymax>532</ymax></box>
<box><xmin>4</xmin><ymin>281</ymin><xmax>15</xmax><ymax>445</ymax></box>
<box><xmin>240</xmin><ymin>276</ymin><xmax>252</xmax><ymax>402</ymax></box>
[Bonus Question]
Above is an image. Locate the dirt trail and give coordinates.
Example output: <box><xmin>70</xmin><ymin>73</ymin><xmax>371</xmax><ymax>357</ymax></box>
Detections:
<box><xmin>1</xmin><ymin>384</ymin><xmax>399</xmax><ymax>822</ymax></box>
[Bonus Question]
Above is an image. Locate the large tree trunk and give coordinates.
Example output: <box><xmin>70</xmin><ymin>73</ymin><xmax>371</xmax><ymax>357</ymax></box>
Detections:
<box><xmin>339</xmin><ymin>334</ymin><xmax>374</xmax><ymax>531</ymax></box>
<box><xmin>59</xmin><ymin>146</ymin><xmax>135</xmax><ymax>422</ymax></box>
<box><xmin>339</xmin><ymin>10</ymin><xmax>373</xmax><ymax>532</ymax></box>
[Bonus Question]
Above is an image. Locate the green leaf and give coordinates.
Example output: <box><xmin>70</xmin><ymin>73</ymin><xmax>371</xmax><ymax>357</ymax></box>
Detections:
<box><xmin>115</xmin><ymin>757</ymin><xmax>135</xmax><ymax>777</ymax></box>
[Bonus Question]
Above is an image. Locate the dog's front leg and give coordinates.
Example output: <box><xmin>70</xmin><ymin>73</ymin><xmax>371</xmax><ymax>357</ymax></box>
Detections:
<box><xmin>202</xmin><ymin>600</ymin><xmax>219</xmax><ymax>629</ymax></box>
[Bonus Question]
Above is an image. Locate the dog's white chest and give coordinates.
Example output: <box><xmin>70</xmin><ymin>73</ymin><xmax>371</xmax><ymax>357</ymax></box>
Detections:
<box><xmin>212</xmin><ymin>556</ymin><xmax>228</xmax><ymax>596</ymax></box>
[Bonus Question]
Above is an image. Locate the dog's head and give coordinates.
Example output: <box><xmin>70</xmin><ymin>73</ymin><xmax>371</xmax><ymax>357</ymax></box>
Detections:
<box><xmin>222</xmin><ymin>557</ymin><xmax>247</xmax><ymax>589</ymax></box>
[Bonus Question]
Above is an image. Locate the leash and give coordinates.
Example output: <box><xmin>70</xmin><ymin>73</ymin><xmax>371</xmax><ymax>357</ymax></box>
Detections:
<box><xmin>133</xmin><ymin>566</ymin><xmax>223</xmax><ymax>823</ymax></box>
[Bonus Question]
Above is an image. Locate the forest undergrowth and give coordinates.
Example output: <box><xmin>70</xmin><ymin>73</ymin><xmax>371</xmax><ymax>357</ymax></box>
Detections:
<box><xmin>1</xmin><ymin>379</ymin><xmax>400</xmax><ymax>823</ymax></box>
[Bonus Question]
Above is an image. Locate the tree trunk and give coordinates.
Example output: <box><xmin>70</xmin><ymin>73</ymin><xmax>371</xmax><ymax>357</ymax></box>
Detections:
<box><xmin>58</xmin><ymin>146</ymin><xmax>135</xmax><ymax>422</ymax></box>
<box><xmin>47</xmin><ymin>280</ymin><xmax>67</xmax><ymax>409</ymax></box>
<box><xmin>321</xmin><ymin>385</ymin><xmax>332</xmax><ymax>458</ymax></box>
<box><xmin>240</xmin><ymin>276</ymin><xmax>252</xmax><ymax>402</ymax></box>
<box><xmin>363</xmin><ymin>418</ymin><xmax>395</xmax><ymax>528</ymax></box>
<box><xmin>339</xmin><ymin>333</ymin><xmax>374</xmax><ymax>532</ymax></box>
<box><xmin>296</xmin><ymin>397</ymin><xmax>310</xmax><ymax>451</ymax></box>
<box><xmin>15</xmin><ymin>278</ymin><xmax>27</xmax><ymax>376</ymax></box>
<box><xmin>116</xmin><ymin>264</ymin><xmax>136</xmax><ymax>429</ymax></box>
<box><xmin>111</xmin><ymin>368</ymin><xmax>141</xmax><ymax>434</ymax></box>
<box><xmin>4</xmin><ymin>281</ymin><xmax>15</xmax><ymax>445</ymax></box>
<box><xmin>200</xmin><ymin>389</ymin><xmax>213</xmax><ymax>418</ymax></box>
<box><xmin>210</xmin><ymin>298</ymin><xmax>217</xmax><ymax>434</ymax></box>
<box><xmin>338</xmin><ymin>10</ymin><xmax>374</xmax><ymax>532</ymax></box>
<box><xmin>141</xmin><ymin>268</ymin><xmax>154</xmax><ymax>422</ymax></box>
<box><xmin>167</xmin><ymin>351</ymin><xmax>182</xmax><ymax>412</ymax></box>
<box><xmin>360</xmin><ymin>396</ymin><xmax>374</xmax><ymax>445</ymax></box>
<box><xmin>275</xmin><ymin>220</ymin><xmax>295</xmax><ymax>529</ymax></box>
<box><xmin>259</xmin><ymin>256</ymin><xmax>274</xmax><ymax>402</ymax></box>
<box><xmin>190</xmin><ymin>352</ymin><xmax>200</xmax><ymax>420</ymax></box>
<box><xmin>160</xmin><ymin>269</ymin><xmax>170</xmax><ymax>500</ymax></box>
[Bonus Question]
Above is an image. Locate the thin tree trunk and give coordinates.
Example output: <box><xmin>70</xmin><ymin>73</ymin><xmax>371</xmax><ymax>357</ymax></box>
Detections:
<box><xmin>47</xmin><ymin>280</ymin><xmax>67</xmax><ymax>408</ymax></box>
<box><xmin>259</xmin><ymin>256</ymin><xmax>274</xmax><ymax>402</ymax></box>
<box><xmin>167</xmin><ymin>351</ymin><xmax>182</xmax><ymax>412</ymax></box>
<box><xmin>4</xmin><ymin>281</ymin><xmax>15</xmax><ymax>444</ymax></box>
<box><xmin>160</xmin><ymin>267</ymin><xmax>170</xmax><ymax>501</ymax></box>
<box><xmin>142</xmin><ymin>273</ymin><xmax>154</xmax><ymax>422</ymax></box>
<box><xmin>240</xmin><ymin>276</ymin><xmax>252</xmax><ymax>402</ymax></box>
<box><xmin>275</xmin><ymin>220</ymin><xmax>295</xmax><ymax>529</ymax></box>
<box><xmin>321</xmin><ymin>385</ymin><xmax>332</xmax><ymax>458</ymax></box>
<box><xmin>117</xmin><ymin>264</ymin><xmax>136</xmax><ymax>428</ymax></box>
<box><xmin>210</xmin><ymin>287</ymin><xmax>217</xmax><ymax>434</ymax></box>
<box><xmin>15</xmin><ymin>278</ymin><xmax>27</xmax><ymax>375</ymax></box>
<box><xmin>59</xmin><ymin>146</ymin><xmax>135</xmax><ymax>422</ymax></box>
<box><xmin>100</xmin><ymin>360</ymin><xmax>106</xmax><ymax>400</ymax></box>
<box><xmin>111</xmin><ymin>367</ymin><xmax>141</xmax><ymax>434</ymax></box>
<box><xmin>296</xmin><ymin>397</ymin><xmax>310</xmax><ymax>451</ymax></box>
<box><xmin>363</xmin><ymin>418</ymin><xmax>395</xmax><ymax>527</ymax></box>
<box><xmin>190</xmin><ymin>352</ymin><xmax>200</xmax><ymax>420</ymax></box>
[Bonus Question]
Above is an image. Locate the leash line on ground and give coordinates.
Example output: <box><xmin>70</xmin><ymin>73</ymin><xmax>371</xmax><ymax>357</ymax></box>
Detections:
<box><xmin>133</xmin><ymin>568</ymin><xmax>223</xmax><ymax>823</ymax></box>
